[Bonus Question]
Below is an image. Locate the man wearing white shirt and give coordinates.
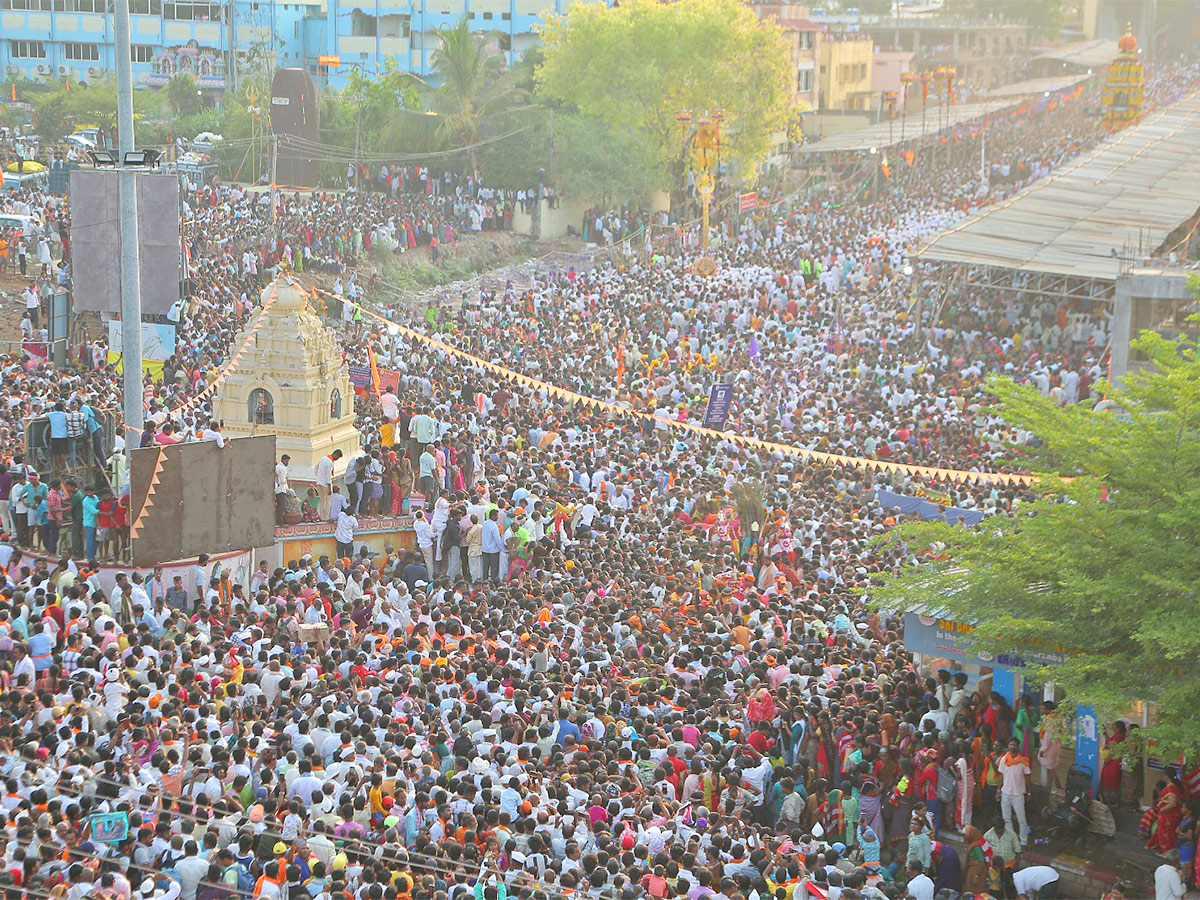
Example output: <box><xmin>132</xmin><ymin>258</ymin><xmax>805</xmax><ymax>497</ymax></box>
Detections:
<box><xmin>198</xmin><ymin>420</ymin><xmax>225</xmax><ymax>447</ymax></box>
<box><xmin>380</xmin><ymin>389</ymin><xmax>399</xmax><ymax>422</ymax></box>
<box><xmin>334</xmin><ymin>510</ymin><xmax>357</xmax><ymax>559</ymax></box>
<box><xmin>274</xmin><ymin>454</ymin><xmax>291</xmax><ymax>525</ymax></box>
<box><xmin>1155</xmin><ymin>863</ymin><xmax>1187</xmax><ymax>900</ymax></box>
<box><xmin>905</xmin><ymin>862</ymin><xmax>934</xmax><ymax>900</ymax></box>
<box><xmin>1012</xmin><ymin>864</ymin><xmax>1060</xmax><ymax>898</ymax></box>
<box><xmin>314</xmin><ymin>449</ymin><xmax>342</xmax><ymax>520</ymax></box>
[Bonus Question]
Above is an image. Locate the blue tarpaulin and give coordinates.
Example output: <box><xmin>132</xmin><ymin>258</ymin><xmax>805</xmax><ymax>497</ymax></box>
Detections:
<box><xmin>875</xmin><ymin>489</ymin><xmax>985</xmax><ymax>526</ymax></box>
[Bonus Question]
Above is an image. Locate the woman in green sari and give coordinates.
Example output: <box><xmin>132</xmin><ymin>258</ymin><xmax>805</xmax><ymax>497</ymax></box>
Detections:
<box><xmin>1014</xmin><ymin>695</ymin><xmax>1039</xmax><ymax>759</ymax></box>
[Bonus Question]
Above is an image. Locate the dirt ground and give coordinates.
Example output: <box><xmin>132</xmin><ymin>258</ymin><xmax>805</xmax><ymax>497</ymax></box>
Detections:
<box><xmin>0</xmin><ymin>271</ymin><xmax>35</xmax><ymax>344</ymax></box>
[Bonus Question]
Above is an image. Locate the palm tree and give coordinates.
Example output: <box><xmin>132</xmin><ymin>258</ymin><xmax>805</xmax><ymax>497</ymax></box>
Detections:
<box><xmin>380</xmin><ymin>16</ymin><xmax>536</xmax><ymax>174</ymax></box>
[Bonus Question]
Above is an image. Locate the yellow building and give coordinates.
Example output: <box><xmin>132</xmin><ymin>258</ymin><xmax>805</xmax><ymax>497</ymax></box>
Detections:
<box><xmin>819</xmin><ymin>35</ymin><xmax>874</xmax><ymax>112</ymax></box>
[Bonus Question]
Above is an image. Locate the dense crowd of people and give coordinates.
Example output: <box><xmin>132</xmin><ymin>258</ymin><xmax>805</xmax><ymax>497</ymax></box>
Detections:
<box><xmin>0</xmin><ymin>58</ymin><xmax>1198</xmax><ymax>900</ymax></box>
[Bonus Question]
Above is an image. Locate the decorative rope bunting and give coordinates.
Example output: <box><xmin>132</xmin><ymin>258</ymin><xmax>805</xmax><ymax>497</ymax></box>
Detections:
<box><xmin>318</xmin><ymin>288</ymin><xmax>1036</xmax><ymax>487</ymax></box>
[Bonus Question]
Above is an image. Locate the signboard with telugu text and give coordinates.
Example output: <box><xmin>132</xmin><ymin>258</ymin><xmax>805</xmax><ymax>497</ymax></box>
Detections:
<box><xmin>903</xmin><ymin>611</ymin><xmax>1069</xmax><ymax>670</ymax></box>
<box><xmin>318</xmin><ymin>55</ymin><xmax>342</xmax><ymax>67</ymax></box>
<box><xmin>702</xmin><ymin>383</ymin><xmax>734</xmax><ymax>430</ymax></box>
<box><xmin>739</xmin><ymin>191</ymin><xmax>758</xmax><ymax>213</ymax></box>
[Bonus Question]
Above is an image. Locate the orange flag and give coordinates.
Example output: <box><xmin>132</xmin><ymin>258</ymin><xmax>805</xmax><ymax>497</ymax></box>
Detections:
<box><xmin>367</xmin><ymin>344</ymin><xmax>382</xmax><ymax>396</ymax></box>
<box><xmin>903</xmin><ymin>150</ymin><xmax>916</xmax><ymax>167</ymax></box>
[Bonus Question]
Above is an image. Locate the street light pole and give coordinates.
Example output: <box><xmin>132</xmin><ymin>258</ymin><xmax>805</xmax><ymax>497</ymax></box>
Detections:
<box><xmin>115</xmin><ymin>0</ymin><xmax>144</xmax><ymax>448</ymax></box>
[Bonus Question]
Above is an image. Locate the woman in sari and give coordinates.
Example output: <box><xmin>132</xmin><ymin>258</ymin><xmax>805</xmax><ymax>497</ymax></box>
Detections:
<box><xmin>1099</xmin><ymin>721</ymin><xmax>1127</xmax><ymax>804</ymax></box>
<box><xmin>858</xmin><ymin>779</ymin><xmax>886</xmax><ymax>840</ymax></box>
<box><xmin>822</xmin><ymin>788</ymin><xmax>846</xmax><ymax>845</ymax></box>
<box><xmin>389</xmin><ymin>452</ymin><xmax>413</xmax><ymax>515</ymax></box>
<box><xmin>1014</xmin><ymin>696</ymin><xmax>1038</xmax><ymax>759</ymax></box>
<box><xmin>890</xmin><ymin>759</ymin><xmax>917</xmax><ymax>844</ymax></box>
<box><xmin>962</xmin><ymin>825</ymin><xmax>991</xmax><ymax>894</ymax></box>
<box><xmin>1145</xmin><ymin>773</ymin><xmax>1185</xmax><ymax>856</ymax></box>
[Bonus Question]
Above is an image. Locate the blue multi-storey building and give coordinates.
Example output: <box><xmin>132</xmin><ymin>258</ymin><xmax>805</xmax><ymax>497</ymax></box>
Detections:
<box><xmin>0</xmin><ymin>0</ymin><xmax>585</xmax><ymax>98</ymax></box>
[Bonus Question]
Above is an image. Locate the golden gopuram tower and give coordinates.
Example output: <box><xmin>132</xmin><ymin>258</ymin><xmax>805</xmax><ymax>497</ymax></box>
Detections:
<box><xmin>1101</xmin><ymin>23</ymin><xmax>1144</xmax><ymax>131</ymax></box>
<box><xmin>214</xmin><ymin>276</ymin><xmax>361</xmax><ymax>482</ymax></box>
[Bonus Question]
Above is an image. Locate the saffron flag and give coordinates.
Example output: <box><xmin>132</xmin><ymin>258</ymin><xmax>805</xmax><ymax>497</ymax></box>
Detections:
<box><xmin>367</xmin><ymin>344</ymin><xmax>382</xmax><ymax>396</ymax></box>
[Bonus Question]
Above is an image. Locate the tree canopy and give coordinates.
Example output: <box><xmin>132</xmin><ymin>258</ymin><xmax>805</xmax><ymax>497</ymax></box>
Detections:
<box><xmin>535</xmin><ymin>0</ymin><xmax>794</xmax><ymax>185</ymax></box>
<box><xmin>871</xmin><ymin>325</ymin><xmax>1200</xmax><ymax>757</ymax></box>
<box><xmin>379</xmin><ymin>17</ymin><xmax>533</xmax><ymax>176</ymax></box>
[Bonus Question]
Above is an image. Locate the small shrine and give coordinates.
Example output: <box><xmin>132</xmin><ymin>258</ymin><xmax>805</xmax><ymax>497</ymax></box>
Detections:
<box><xmin>214</xmin><ymin>276</ymin><xmax>361</xmax><ymax>482</ymax></box>
<box><xmin>1101</xmin><ymin>23</ymin><xmax>1144</xmax><ymax>131</ymax></box>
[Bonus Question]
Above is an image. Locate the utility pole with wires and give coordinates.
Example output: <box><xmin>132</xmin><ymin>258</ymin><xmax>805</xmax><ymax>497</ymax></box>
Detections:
<box><xmin>270</xmin><ymin>133</ymin><xmax>278</xmax><ymax>237</ymax></box>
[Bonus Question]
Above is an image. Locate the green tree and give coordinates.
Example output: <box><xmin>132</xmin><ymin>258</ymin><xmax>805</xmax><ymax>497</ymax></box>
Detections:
<box><xmin>337</xmin><ymin>59</ymin><xmax>422</xmax><ymax>152</ymax></box>
<box><xmin>553</xmin><ymin>115</ymin><xmax>659</xmax><ymax>205</ymax></box>
<box><xmin>165</xmin><ymin>72</ymin><xmax>206</xmax><ymax>118</ymax></box>
<box><xmin>378</xmin><ymin>16</ymin><xmax>533</xmax><ymax>175</ymax></box>
<box><xmin>535</xmin><ymin>0</ymin><xmax>794</xmax><ymax>186</ymax></box>
<box><xmin>871</xmin><ymin>327</ymin><xmax>1200</xmax><ymax>757</ymax></box>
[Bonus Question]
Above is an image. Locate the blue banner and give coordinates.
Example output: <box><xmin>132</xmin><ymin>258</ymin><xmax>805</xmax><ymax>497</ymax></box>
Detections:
<box><xmin>702</xmin><ymin>384</ymin><xmax>734</xmax><ymax>429</ymax></box>
<box><xmin>1075</xmin><ymin>704</ymin><xmax>1100</xmax><ymax>789</ymax></box>
<box><xmin>347</xmin><ymin>365</ymin><xmax>371</xmax><ymax>387</ymax></box>
<box><xmin>876</xmin><ymin>489</ymin><xmax>985</xmax><ymax>526</ymax></box>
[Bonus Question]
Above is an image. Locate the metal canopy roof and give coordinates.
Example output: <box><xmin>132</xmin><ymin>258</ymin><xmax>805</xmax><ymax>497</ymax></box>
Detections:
<box><xmin>918</xmin><ymin>92</ymin><xmax>1200</xmax><ymax>282</ymax></box>
<box><xmin>801</xmin><ymin>75</ymin><xmax>1090</xmax><ymax>154</ymax></box>
<box><xmin>1033</xmin><ymin>38</ymin><xmax>1119</xmax><ymax>71</ymax></box>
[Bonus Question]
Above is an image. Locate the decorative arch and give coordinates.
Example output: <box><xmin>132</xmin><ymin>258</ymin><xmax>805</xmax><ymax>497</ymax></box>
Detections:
<box><xmin>249</xmin><ymin>387</ymin><xmax>275</xmax><ymax>424</ymax></box>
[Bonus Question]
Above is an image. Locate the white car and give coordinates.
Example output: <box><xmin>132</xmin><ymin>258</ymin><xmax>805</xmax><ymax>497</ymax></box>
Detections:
<box><xmin>64</xmin><ymin>133</ymin><xmax>97</xmax><ymax>152</ymax></box>
<box><xmin>0</xmin><ymin>213</ymin><xmax>48</xmax><ymax>242</ymax></box>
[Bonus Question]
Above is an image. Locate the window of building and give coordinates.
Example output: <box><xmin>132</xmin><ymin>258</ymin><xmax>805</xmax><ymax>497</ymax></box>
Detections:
<box><xmin>797</xmin><ymin>69</ymin><xmax>812</xmax><ymax>92</ymax></box>
<box><xmin>482</xmin><ymin>10</ymin><xmax>492</xmax><ymax>18</ymax></box>
<box><xmin>798</xmin><ymin>31</ymin><xmax>814</xmax><ymax>51</ymax></box>
<box><xmin>350</xmin><ymin>8</ymin><xmax>377</xmax><ymax>35</ymax></box>
<box><xmin>1</xmin><ymin>0</ymin><xmax>52</xmax><ymax>10</ymax></box>
<box><xmin>131</xmin><ymin>45</ymin><xmax>155</xmax><ymax>62</ymax></box>
<box><xmin>163</xmin><ymin>0</ymin><xmax>221</xmax><ymax>20</ymax></box>
<box><xmin>128</xmin><ymin>0</ymin><xmax>159</xmax><ymax>11</ymax></box>
<box><xmin>10</xmin><ymin>40</ymin><xmax>46</xmax><ymax>59</ymax></box>
<box><xmin>64</xmin><ymin>42</ymin><xmax>101</xmax><ymax>61</ymax></box>
<box><xmin>501</xmin><ymin>11</ymin><xmax>509</xmax><ymax>18</ymax></box>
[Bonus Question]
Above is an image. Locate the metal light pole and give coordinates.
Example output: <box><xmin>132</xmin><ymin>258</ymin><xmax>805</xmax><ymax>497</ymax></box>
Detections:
<box><xmin>899</xmin><ymin>73</ymin><xmax>914</xmax><ymax>145</ymax></box>
<box><xmin>884</xmin><ymin>90</ymin><xmax>897</xmax><ymax>149</ymax></box>
<box><xmin>919</xmin><ymin>72</ymin><xmax>931</xmax><ymax>140</ymax></box>
<box><xmin>115</xmin><ymin>0</ymin><xmax>144</xmax><ymax>447</ymax></box>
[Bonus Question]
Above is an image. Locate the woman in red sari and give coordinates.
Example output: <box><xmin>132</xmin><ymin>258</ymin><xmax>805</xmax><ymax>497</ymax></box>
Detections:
<box><xmin>1099</xmin><ymin>721</ymin><xmax>1126</xmax><ymax>804</ymax></box>
<box><xmin>1145</xmin><ymin>773</ymin><xmax>1185</xmax><ymax>857</ymax></box>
